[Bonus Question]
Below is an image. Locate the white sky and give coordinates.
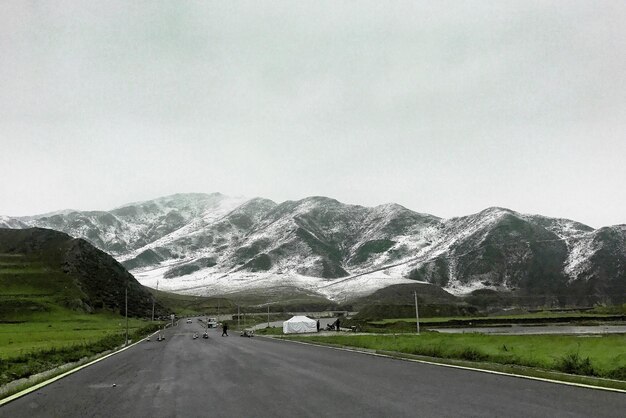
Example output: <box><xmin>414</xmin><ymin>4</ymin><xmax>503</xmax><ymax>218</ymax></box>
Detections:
<box><xmin>1</xmin><ymin>1</ymin><xmax>625</xmax><ymax>228</ymax></box>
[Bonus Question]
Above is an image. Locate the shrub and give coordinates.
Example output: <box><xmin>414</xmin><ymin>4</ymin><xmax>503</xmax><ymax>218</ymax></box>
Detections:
<box><xmin>555</xmin><ymin>353</ymin><xmax>596</xmax><ymax>376</ymax></box>
<box><xmin>606</xmin><ymin>366</ymin><xmax>626</xmax><ymax>381</ymax></box>
<box><xmin>411</xmin><ymin>344</ymin><xmax>443</xmax><ymax>358</ymax></box>
<box><xmin>458</xmin><ymin>347</ymin><xmax>488</xmax><ymax>362</ymax></box>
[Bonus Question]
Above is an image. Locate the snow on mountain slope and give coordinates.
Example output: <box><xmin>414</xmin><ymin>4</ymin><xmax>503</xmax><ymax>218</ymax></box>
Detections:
<box><xmin>135</xmin><ymin>263</ymin><xmax>417</xmax><ymax>303</ymax></box>
<box><xmin>521</xmin><ymin>214</ymin><xmax>594</xmax><ymax>241</ymax></box>
<box><xmin>389</xmin><ymin>207</ymin><xmax>601</xmax><ymax>297</ymax></box>
<box><xmin>1</xmin><ymin>193</ymin><xmax>623</xmax><ymax>304</ymax></box>
<box><xmin>386</xmin><ymin>208</ymin><xmax>518</xmax><ymax>291</ymax></box>
<box><xmin>118</xmin><ymin>194</ymin><xmax>251</xmax><ymax>261</ymax></box>
<box><xmin>564</xmin><ymin>235</ymin><xmax>600</xmax><ymax>281</ymax></box>
<box><xmin>0</xmin><ymin>216</ymin><xmax>27</xmax><ymax>229</ymax></box>
<box><xmin>565</xmin><ymin>225</ymin><xmax>626</xmax><ymax>281</ymax></box>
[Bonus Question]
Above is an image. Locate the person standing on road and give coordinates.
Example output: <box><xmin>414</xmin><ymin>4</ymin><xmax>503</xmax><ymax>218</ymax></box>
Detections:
<box><xmin>335</xmin><ymin>318</ymin><xmax>340</xmax><ymax>331</ymax></box>
<box><xmin>316</xmin><ymin>319</ymin><xmax>320</xmax><ymax>332</ymax></box>
<box><xmin>222</xmin><ymin>323</ymin><xmax>229</xmax><ymax>337</ymax></box>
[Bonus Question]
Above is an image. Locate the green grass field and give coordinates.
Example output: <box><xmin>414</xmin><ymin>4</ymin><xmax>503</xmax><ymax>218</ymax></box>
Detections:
<box><xmin>255</xmin><ymin>326</ymin><xmax>285</xmax><ymax>335</ymax></box>
<box><xmin>0</xmin><ymin>307</ymin><xmax>161</xmax><ymax>387</ymax></box>
<box><xmin>285</xmin><ymin>333</ymin><xmax>626</xmax><ymax>380</ymax></box>
<box><xmin>0</xmin><ymin>309</ymin><xmax>161</xmax><ymax>387</ymax></box>
<box><xmin>0</xmin><ymin>310</ymin><xmax>151</xmax><ymax>359</ymax></box>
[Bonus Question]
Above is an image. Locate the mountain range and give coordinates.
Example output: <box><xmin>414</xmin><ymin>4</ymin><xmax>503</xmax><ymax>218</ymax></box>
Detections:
<box><xmin>1</xmin><ymin>193</ymin><xmax>625</xmax><ymax>306</ymax></box>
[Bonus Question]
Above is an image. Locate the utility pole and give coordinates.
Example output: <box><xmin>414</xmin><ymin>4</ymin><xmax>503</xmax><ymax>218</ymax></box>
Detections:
<box><xmin>152</xmin><ymin>279</ymin><xmax>159</xmax><ymax>321</ymax></box>
<box><xmin>414</xmin><ymin>290</ymin><xmax>420</xmax><ymax>335</ymax></box>
<box><xmin>125</xmin><ymin>286</ymin><xmax>129</xmax><ymax>346</ymax></box>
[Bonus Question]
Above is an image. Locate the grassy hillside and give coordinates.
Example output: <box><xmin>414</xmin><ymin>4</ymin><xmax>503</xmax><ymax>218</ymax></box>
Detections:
<box><xmin>0</xmin><ymin>251</ymin><xmax>153</xmax><ymax>359</ymax></box>
<box><xmin>0</xmin><ymin>228</ymin><xmax>165</xmax><ymax>388</ymax></box>
<box><xmin>0</xmin><ymin>253</ymin><xmax>82</xmax><ymax>320</ymax></box>
<box><xmin>0</xmin><ymin>228</ymin><xmax>165</xmax><ymax>318</ymax></box>
<box><xmin>349</xmin><ymin>283</ymin><xmax>476</xmax><ymax>320</ymax></box>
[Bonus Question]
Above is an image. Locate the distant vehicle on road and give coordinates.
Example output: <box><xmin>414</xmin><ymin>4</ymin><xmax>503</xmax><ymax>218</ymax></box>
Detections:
<box><xmin>186</xmin><ymin>318</ymin><xmax>192</xmax><ymax>324</ymax></box>
<box><xmin>207</xmin><ymin>317</ymin><xmax>218</xmax><ymax>328</ymax></box>
<box><xmin>202</xmin><ymin>332</ymin><xmax>209</xmax><ymax>339</ymax></box>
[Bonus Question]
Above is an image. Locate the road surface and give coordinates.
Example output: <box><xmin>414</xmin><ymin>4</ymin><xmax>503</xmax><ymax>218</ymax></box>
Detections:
<box><xmin>1</xmin><ymin>319</ymin><xmax>625</xmax><ymax>417</ymax></box>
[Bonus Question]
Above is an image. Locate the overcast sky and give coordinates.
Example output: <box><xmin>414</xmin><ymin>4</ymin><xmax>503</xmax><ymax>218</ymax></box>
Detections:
<box><xmin>1</xmin><ymin>1</ymin><xmax>625</xmax><ymax>228</ymax></box>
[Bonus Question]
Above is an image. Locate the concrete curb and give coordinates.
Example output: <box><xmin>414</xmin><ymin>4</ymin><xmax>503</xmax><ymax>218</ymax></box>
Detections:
<box><xmin>0</xmin><ymin>330</ymin><xmax>161</xmax><ymax>407</ymax></box>
<box><xmin>264</xmin><ymin>336</ymin><xmax>626</xmax><ymax>394</ymax></box>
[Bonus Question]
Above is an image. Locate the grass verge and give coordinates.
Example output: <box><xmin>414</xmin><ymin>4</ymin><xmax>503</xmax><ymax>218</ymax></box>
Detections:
<box><xmin>0</xmin><ymin>310</ymin><xmax>155</xmax><ymax>359</ymax></box>
<box><xmin>281</xmin><ymin>332</ymin><xmax>626</xmax><ymax>390</ymax></box>
<box><xmin>255</xmin><ymin>326</ymin><xmax>285</xmax><ymax>335</ymax></box>
<box><xmin>0</xmin><ymin>322</ymin><xmax>162</xmax><ymax>393</ymax></box>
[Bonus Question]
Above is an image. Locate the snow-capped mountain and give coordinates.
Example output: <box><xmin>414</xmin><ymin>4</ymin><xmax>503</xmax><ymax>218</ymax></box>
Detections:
<box><xmin>1</xmin><ymin>193</ymin><xmax>624</xmax><ymax>304</ymax></box>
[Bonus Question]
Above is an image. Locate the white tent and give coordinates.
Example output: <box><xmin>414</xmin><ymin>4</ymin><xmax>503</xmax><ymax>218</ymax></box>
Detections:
<box><xmin>283</xmin><ymin>316</ymin><xmax>317</xmax><ymax>334</ymax></box>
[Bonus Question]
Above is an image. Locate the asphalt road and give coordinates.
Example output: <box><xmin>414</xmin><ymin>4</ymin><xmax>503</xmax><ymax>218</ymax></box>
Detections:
<box><xmin>2</xmin><ymin>319</ymin><xmax>625</xmax><ymax>418</ymax></box>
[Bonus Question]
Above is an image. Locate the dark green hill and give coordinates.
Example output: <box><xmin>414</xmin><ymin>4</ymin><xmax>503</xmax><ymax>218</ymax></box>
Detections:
<box><xmin>350</xmin><ymin>283</ymin><xmax>476</xmax><ymax>320</ymax></box>
<box><xmin>410</xmin><ymin>213</ymin><xmax>569</xmax><ymax>290</ymax></box>
<box><xmin>0</xmin><ymin>228</ymin><xmax>165</xmax><ymax>319</ymax></box>
<box><xmin>565</xmin><ymin>226</ymin><xmax>626</xmax><ymax>306</ymax></box>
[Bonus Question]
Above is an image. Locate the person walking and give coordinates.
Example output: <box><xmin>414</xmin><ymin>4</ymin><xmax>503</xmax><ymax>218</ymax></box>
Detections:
<box><xmin>222</xmin><ymin>323</ymin><xmax>229</xmax><ymax>337</ymax></box>
<box><xmin>335</xmin><ymin>318</ymin><xmax>340</xmax><ymax>331</ymax></box>
<box><xmin>316</xmin><ymin>319</ymin><xmax>320</xmax><ymax>332</ymax></box>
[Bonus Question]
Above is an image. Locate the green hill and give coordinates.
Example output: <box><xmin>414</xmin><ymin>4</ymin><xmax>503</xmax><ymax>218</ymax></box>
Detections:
<box><xmin>349</xmin><ymin>283</ymin><xmax>477</xmax><ymax>320</ymax></box>
<box><xmin>0</xmin><ymin>228</ymin><xmax>171</xmax><ymax>388</ymax></box>
<box><xmin>0</xmin><ymin>228</ymin><xmax>165</xmax><ymax>319</ymax></box>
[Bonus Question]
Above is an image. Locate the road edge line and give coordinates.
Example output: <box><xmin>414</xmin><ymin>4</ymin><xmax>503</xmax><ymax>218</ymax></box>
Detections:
<box><xmin>0</xmin><ymin>331</ymin><xmax>159</xmax><ymax>407</ymax></box>
<box><xmin>265</xmin><ymin>336</ymin><xmax>626</xmax><ymax>394</ymax></box>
